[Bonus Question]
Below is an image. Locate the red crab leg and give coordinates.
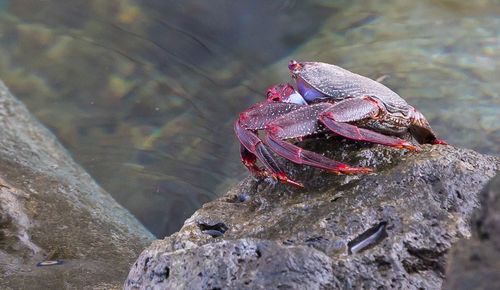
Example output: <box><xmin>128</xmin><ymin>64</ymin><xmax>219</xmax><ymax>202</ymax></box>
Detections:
<box><xmin>234</xmin><ymin>120</ymin><xmax>304</xmax><ymax>187</ymax></box>
<box><xmin>239</xmin><ymin>101</ymin><xmax>302</xmax><ymax>129</ymax></box>
<box><xmin>264</xmin><ymin>132</ymin><xmax>372</xmax><ymax>174</ymax></box>
<box><xmin>319</xmin><ymin>97</ymin><xmax>418</xmax><ymax>150</ymax></box>
<box><xmin>239</xmin><ymin>145</ymin><xmax>267</xmax><ymax>177</ymax></box>
<box><xmin>432</xmin><ymin>139</ymin><xmax>447</xmax><ymax>145</ymax></box>
<box><xmin>263</xmin><ymin>104</ymin><xmax>372</xmax><ymax>174</ymax></box>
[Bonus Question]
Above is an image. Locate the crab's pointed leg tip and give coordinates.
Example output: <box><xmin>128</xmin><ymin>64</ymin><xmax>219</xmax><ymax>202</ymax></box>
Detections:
<box><xmin>282</xmin><ymin>176</ymin><xmax>304</xmax><ymax>188</ymax></box>
<box><xmin>396</xmin><ymin>141</ymin><xmax>420</xmax><ymax>151</ymax></box>
<box><xmin>432</xmin><ymin>139</ymin><xmax>448</xmax><ymax>145</ymax></box>
<box><xmin>339</xmin><ymin>166</ymin><xmax>374</xmax><ymax>174</ymax></box>
<box><xmin>411</xmin><ymin>145</ymin><xmax>422</xmax><ymax>152</ymax></box>
<box><xmin>288</xmin><ymin>180</ymin><xmax>305</xmax><ymax>188</ymax></box>
<box><xmin>273</xmin><ymin>172</ymin><xmax>304</xmax><ymax>188</ymax></box>
<box><xmin>357</xmin><ymin>167</ymin><xmax>374</xmax><ymax>174</ymax></box>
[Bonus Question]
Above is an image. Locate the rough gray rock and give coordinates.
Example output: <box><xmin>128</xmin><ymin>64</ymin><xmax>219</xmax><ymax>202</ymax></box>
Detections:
<box><xmin>126</xmin><ymin>138</ymin><xmax>498</xmax><ymax>289</ymax></box>
<box><xmin>443</xmin><ymin>173</ymin><xmax>500</xmax><ymax>290</ymax></box>
<box><xmin>0</xmin><ymin>81</ymin><xmax>154</xmax><ymax>289</ymax></box>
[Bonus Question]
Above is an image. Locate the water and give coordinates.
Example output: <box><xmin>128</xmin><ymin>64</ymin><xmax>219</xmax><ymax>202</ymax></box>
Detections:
<box><xmin>0</xmin><ymin>0</ymin><xmax>497</xmax><ymax>237</ymax></box>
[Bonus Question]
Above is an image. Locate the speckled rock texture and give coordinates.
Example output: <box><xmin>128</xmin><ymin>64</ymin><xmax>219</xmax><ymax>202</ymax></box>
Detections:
<box><xmin>443</xmin><ymin>173</ymin><xmax>500</xmax><ymax>290</ymax></box>
<box><xmin>0</xmin><ymin>81</ymin><xmax>154</xmax><ymax>290</ymax></box>
<box><xmin>125</xmin><ymin>138</ymin><xmax>499</xmax><ymax>289</ymax></box>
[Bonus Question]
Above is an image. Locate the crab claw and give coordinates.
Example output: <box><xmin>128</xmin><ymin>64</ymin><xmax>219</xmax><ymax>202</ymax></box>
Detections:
<box><xmin>266</xmin><ymin>83</ymin><xmax>295</xmax><ymax>102</ymax></box>
<box><xmin>266</xmin><ymin>83</ymin><xmax>308</xmax><ymax>105</ymax></box>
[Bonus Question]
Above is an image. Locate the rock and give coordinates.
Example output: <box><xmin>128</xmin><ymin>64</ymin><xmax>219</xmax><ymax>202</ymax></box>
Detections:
<box><xmin>443</xmin><ymin>173</ymin><xmax>500</xmax><ymax>290</ymax></box>
<box><xmin>0</xmin><ymin>81</ymin><xmax>154</xmax><ymax>289</ymax></box>
<box><xmin>125</xmin><ymin>138</ymin><xmax>498</xmax><ymax>289</ymax></box>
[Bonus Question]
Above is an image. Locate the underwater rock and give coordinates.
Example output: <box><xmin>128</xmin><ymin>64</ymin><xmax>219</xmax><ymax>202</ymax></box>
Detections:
<box><xmin>443</xmin><ymin>173</ymin><xmax>500</xmax><ymax>290</ymax></box>
<box><xmin>126</xmin><ymin>137</ymin><xmax>499</xmax><ymax>289</ymax></box>
<box><xmin>0</xmin><ymin>81</ymin><xmax>154</xmax><ymax>289</ymax></box>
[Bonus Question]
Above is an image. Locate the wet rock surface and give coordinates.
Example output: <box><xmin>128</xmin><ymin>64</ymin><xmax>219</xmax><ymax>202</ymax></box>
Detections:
<box><xmin>444</xmin><ymin>173</ymin><xmax>500</xmax><ymax>290</ymax></box>
<box><xmin>0</xmin><ymin>81</ymin><xmax>154</xmax><ymax>289</ymax></box>
<box><xmin>126</xmin><ymin>138</ymin><xmax>499</xmax><ymax>289</ymax></box>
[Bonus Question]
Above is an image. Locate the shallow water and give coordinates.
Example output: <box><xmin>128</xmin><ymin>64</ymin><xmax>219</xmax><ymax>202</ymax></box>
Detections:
<box><xmin>0</xmin><ymin>0</ymin><xmax>497</xmax><ymax>237</ymax></box>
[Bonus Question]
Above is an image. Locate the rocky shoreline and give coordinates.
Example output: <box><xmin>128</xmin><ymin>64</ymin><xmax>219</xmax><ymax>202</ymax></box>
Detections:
<box><xmin>0</xmin><ymin>81</ymin><xmax>154</xmax><ymax>289</ymax></box>
<box><xmin>0</xmin><ymin>79</ymin><xmax>498</xmax><ymax>289</ymax></box>
<box><xmin>125</xmin><ymin>139</ymin><xmax>498</xmax><ymax>289</ymax></box>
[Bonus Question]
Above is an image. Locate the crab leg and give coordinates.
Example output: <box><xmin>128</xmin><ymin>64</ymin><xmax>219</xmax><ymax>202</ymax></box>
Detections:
<box><xmin>239</xmin><ymin>145</ymin><xmax>267</xmax><ymax>177</ymax></box>
<box><xmin>234</xmin><ymin>120</ymin><xmax>304</xmax><ymax>187</ymax></box>
<box><xmin>238</xmin><ymin>101</ymin><xmax>302</xmax><ymax>129</ymax></box>
<box><xmin>264</xmin><ymin>133</ymin><xmax>372</xmax><ymax>174</ymax></box>
<box><xmin>319</xmin><ymin>97</ymin><xmax>418</xmax><ymax>150</ymax></box>
<box><xmin>408</xmin><ymin>107</ymin><xmax>447</xmax><ymax>145</ymax></box>
<box><xmin>263</xmin><ymin>104</ymin><xmax>372</xmax><ymax>174</ymax></box>
<box><xmin>236</xmin><ymin>101</ymin><xmax>305</xmax><ymax>186</ymax></box>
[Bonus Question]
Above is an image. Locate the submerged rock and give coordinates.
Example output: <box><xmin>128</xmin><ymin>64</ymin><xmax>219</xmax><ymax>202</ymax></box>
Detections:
<box><xmin>126</xmin><ymin>138</ymin><xmax>498</xmax><ymax>289</ymax></box>
<box><xmin>0</xmin><ymin>81</ymin><xmax>154</xmax><ymax>289</ymax></box>
<box><xmin>444</xmin><ymin>173</ymin><xmax>500</xmax><ymax>290</ymax></box>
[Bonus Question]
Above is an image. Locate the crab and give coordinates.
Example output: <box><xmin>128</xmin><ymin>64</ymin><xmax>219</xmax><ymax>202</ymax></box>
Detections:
<box><xmin>234</xmin><ymin>60</ymin><xmax>446</xmax><ymax>187</ymax></box>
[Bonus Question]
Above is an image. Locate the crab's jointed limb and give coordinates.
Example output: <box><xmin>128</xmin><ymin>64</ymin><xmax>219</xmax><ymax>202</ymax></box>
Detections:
<box><xmin>235</xmin><ymin>61</ymin><xmax>447</xmax><ymax>187</ymax></box>
<box><xmin>319</xmin><ymin>97</ymin><xmax>419</xmax><ymax>150</ymax></box>
<box><xmin>289</xmin><ymin>60</ymin><xmax>447</xmax><ymax>146</ymax></box>
<box><xmin>262</xmin><ymin>103</ymin><xmax>373</xmax><ymax>174</ymax></box>
<box><xmin>235</xmin><ymin>101</ymin><xmax>305</xmax><ymax>187</ymax></box>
